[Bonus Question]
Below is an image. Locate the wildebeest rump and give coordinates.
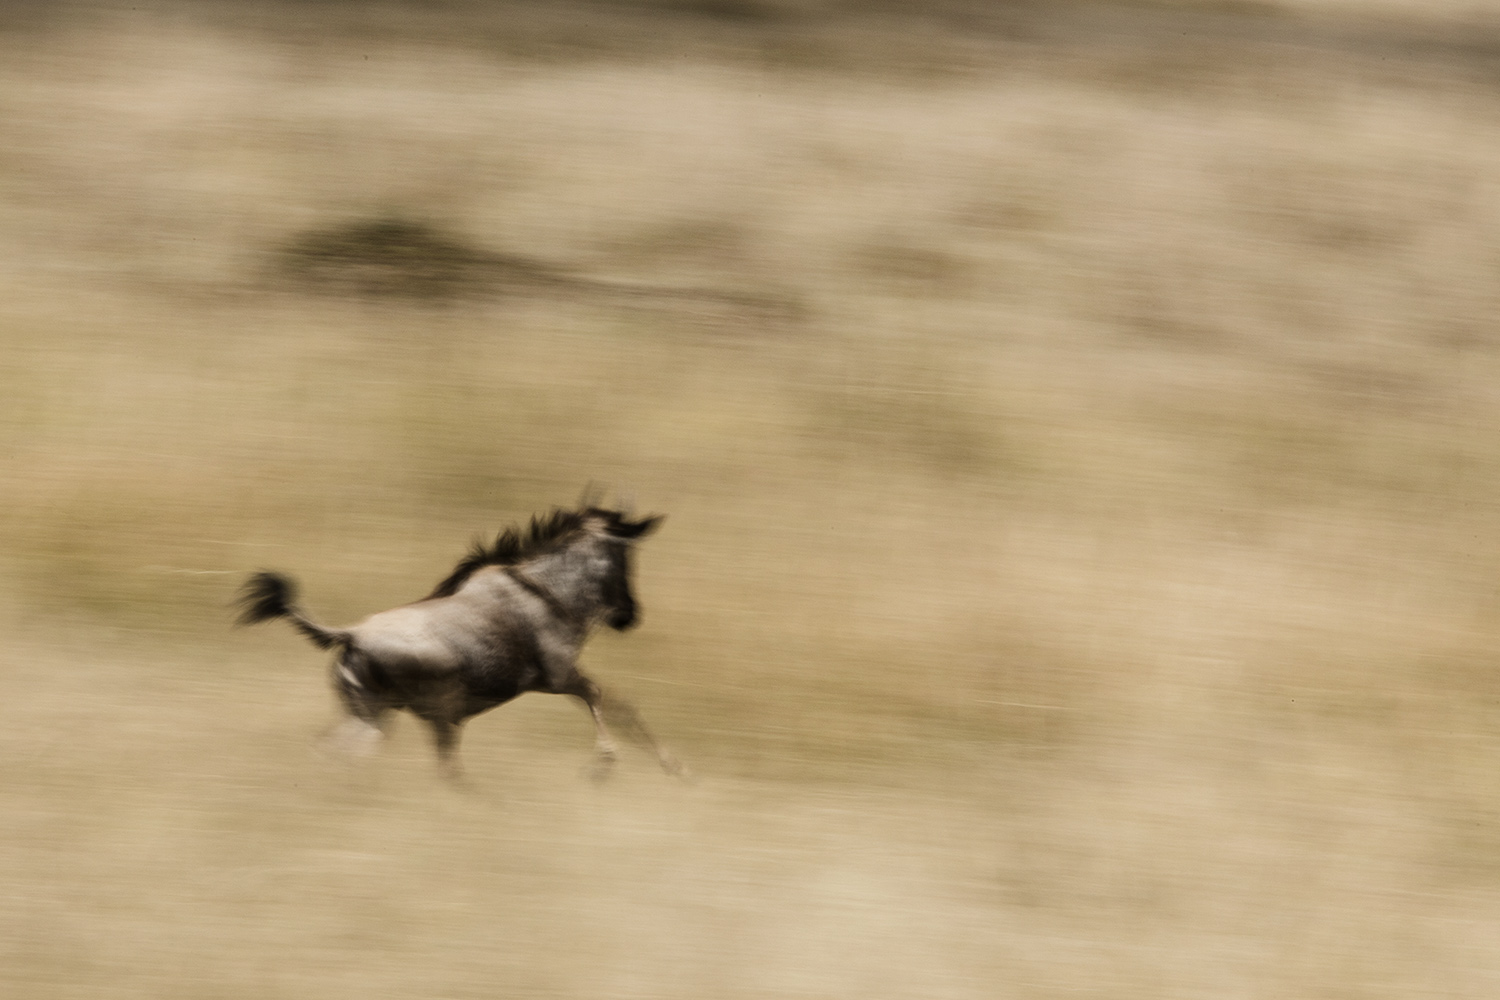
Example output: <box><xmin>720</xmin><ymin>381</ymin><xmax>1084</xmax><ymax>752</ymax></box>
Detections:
<box><xmin>235</xmin><ymin>502</ymin><xmax>681</xmax><ymax>779</ymax></box>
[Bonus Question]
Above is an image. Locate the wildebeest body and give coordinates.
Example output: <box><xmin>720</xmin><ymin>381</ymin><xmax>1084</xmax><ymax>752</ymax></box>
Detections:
<box><xmin>236</xmin><ymin>504</ymin><xmax>680</xmax><ymax>778</ymax></box>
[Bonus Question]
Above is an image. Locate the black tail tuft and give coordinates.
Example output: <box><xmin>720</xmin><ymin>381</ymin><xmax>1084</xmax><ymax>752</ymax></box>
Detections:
<box><xmin>235</xmin><ymin>571</ymin><xmax>295</xmax><ymax>627</ymax></box>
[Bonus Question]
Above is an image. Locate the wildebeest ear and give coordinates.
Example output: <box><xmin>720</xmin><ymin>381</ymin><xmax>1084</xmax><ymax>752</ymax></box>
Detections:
<box><xmin>616</xmin><ymin>514</ymin><xmax>663</xmax><ymax>539</ymax></box>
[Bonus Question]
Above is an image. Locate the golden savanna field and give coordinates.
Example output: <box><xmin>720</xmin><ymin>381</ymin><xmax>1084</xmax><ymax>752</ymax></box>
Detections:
<box><xmin>4</xmin><ymin>1</ymin><xmax>1500</xmax><ymax>996</ymax></box>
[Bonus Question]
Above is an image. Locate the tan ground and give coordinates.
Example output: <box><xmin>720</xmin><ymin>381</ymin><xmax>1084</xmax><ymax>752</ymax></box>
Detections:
<box><xmin>3</xmin><ymin>2</ymin><xmax>1500</xmax><ymax>997</ymax></box>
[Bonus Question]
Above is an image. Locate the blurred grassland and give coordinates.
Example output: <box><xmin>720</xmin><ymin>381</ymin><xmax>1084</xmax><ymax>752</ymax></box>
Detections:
<box><xmin>5</xmin><ymin>1</ymin><xmax>1500</xmax><ymax>998</ymax></box>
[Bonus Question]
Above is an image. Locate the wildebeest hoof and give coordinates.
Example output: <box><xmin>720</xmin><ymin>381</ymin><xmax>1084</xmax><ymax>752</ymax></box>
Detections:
<box><xmin>586</xmin><ymin>753</ymin><xmax>618</xmax><ymax>784</ymax></box>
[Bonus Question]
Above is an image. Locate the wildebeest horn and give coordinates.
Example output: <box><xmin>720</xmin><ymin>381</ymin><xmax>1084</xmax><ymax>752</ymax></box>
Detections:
<box><xmin>617</xmin><ymin>491</ymin><xmax>636</xmax><ymax>518</ymax></box>
<box><xmin>579</xmin><ymin>481</ymin><xmax>605</xmax><ymax>509</ymax></box>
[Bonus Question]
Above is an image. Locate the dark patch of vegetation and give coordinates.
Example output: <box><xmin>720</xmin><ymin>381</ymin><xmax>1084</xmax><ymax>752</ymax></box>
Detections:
<box><xmin>651</xmin><ymin>0</ymin><xmax>784</xmax><ymax>23</ymax></box>
<box><xmin>276</xmin><ymin>217</ymin><xmax>808</xmax><ymax>322</ymax></box>
<box><xmin>277</xmin><ymin>218</ymin><xmax>564</xmax><ymax>299</ymax></box>
<box><xmin>851</xmin><ymin>238</ymin><xmax>973</xmax><ymax>294</ymax></box>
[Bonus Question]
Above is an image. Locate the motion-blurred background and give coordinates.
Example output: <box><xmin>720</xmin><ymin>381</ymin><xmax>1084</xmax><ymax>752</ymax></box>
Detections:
<box><xmin>4</xmin><ymin>1</ymin><xmax>1500</xmax><ymax>996</ymax></box>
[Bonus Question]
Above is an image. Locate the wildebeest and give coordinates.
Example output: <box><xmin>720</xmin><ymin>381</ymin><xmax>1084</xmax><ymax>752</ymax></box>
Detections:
<box><xmin>235</xmin><ymin>501</ymin><xmax>681</xmax><ymax>779</ymax></box>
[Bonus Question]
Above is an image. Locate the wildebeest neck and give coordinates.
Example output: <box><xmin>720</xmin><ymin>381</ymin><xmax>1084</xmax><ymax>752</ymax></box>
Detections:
<box><xmin>502</xmin><ymin>565</ymin><xmax>582</xmax><ymax>628</ymax></box>
<box><xmin>511</xmin><ymin>538</ymin><xmax>619</xmax><ymax>630</ymax></box>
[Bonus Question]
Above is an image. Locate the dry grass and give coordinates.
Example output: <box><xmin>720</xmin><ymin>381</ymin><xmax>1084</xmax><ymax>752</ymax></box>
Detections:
<box><xmin>3</xmin><ymin>2</ymin><xmax>1500</xmax><ymax>997</ymax></box>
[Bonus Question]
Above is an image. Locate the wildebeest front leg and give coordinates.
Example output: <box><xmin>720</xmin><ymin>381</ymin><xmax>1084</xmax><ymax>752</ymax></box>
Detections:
<box><xmin>421</xmin><ymin>717</ymin><xmax>465</xmax><ymax>780</ymax></box>
<box><xmin>599</xmin><ymin>691</ymin><xmax>687</xmax><ymax>778</ymax></box>
<box><xmin>560</xmin><ymin>674</ymin><xmax>619</xmax><ymax>780</ymax></box>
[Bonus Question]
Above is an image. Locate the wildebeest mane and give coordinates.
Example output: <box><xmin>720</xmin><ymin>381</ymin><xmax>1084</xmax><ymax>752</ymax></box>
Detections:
<box><xmin>428</xmin><ymin>503</ymin><xmax>671</xmax><ymax>600</ymax></box>
<box><xmin>426</xmin><ymin>508</ymin><xmax>585</xmax><ymax>599</ymax></box>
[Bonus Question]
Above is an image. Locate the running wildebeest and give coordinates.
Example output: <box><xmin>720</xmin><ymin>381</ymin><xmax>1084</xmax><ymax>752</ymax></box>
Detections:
<box><xmin>234</xmin><ymin>501</ymin><xmax>681</xmax><ymax>780</ymax></box>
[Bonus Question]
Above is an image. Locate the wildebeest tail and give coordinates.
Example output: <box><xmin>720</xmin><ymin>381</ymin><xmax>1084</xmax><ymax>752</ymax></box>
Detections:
<box><xmin>235</xmin><ymin>571</ymin><xmax>350</xmax><ymax>651</ymax></box>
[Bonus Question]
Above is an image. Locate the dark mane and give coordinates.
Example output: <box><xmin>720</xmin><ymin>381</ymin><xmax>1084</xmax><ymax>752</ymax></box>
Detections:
<box><xmin>427</xmin><ymin>508</ymin><xmax>588</xmax><ymax>599</ymax></box>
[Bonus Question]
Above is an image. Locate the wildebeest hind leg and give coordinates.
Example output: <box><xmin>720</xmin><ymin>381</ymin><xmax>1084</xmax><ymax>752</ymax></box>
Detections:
<box><xmin>328</xmin><ymin>652</ymin><xmax>390</xmax><ymax>759</ymax></box>
<box><xmin>324</xmin><ymin>714</ymin><xmax>386</xmax><ymax>759</ymax></box>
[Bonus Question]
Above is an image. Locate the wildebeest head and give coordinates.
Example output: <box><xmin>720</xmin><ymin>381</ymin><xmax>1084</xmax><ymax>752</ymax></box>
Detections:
<box><xmin>584</xmin><ymin>507</ymin><xmax>663</xmax><ymax>630</ymax></box>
